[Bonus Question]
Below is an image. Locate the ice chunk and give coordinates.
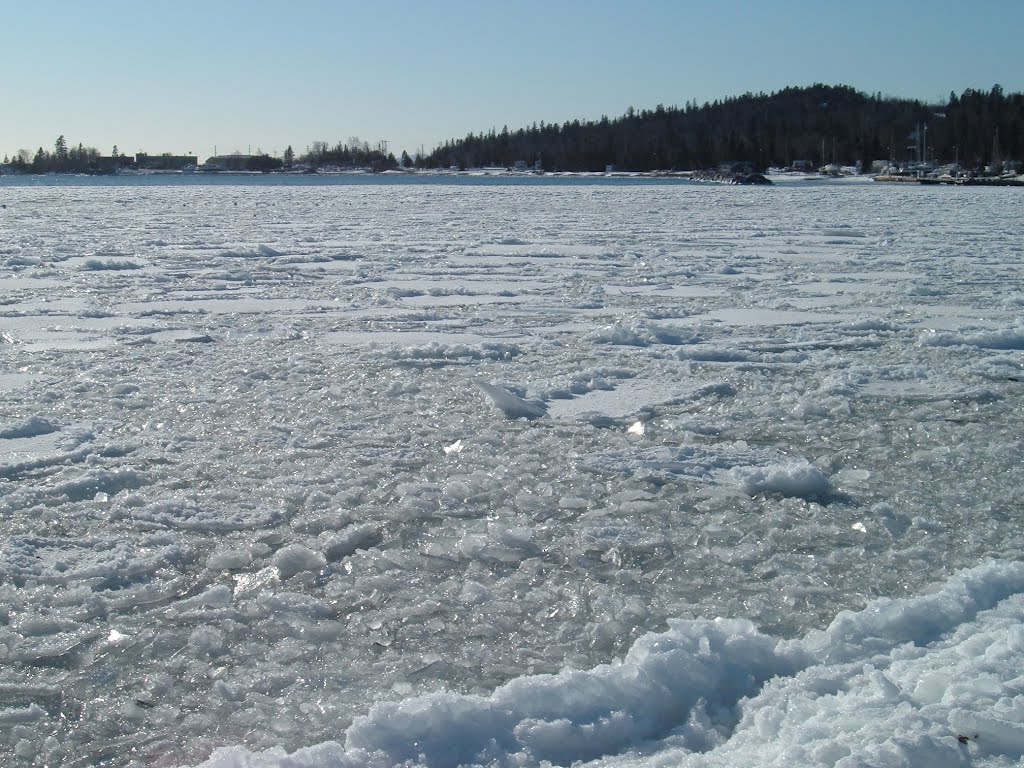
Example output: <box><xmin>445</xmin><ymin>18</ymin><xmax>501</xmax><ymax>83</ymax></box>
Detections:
<box><xmin>206</xmin><ymin>546</ymin><xmax>254</xmax><ymax>571</ymax></box>
<box><xmin>475</xmin><ymin>381</ymin><xmax>546</xmax><ymax>420</ymax></box>
<box><xmin>271</xmin><ymin>544</ymin><xmax>326</xmax><ymax>579</ymax></box>
<box><xmin>728</xmin><ymin>461</ymin><xmax>831</xmax><ymax>501</ymax></box>
<box><xmin>82</xmin><ymin>258</ymin><xmax>142</xmax><ymax>270</ymax></box>
<box><xmin>0</xmin><ymin>416</ymin><xmax>58</xmax><ymax>440</ymax></box>
<box><xmin>188</xmin><ymin>626</ymin><xmax>225</xmax><ymax>656</ymax></box>
<box><xmin>459</xmin><ymin>580</ymin><xmax>490</xmax><ymax>604</ymax></box>
<box><xmin>322</xmin><ymin>525</ymin><xmax>382</xmax><ymax>562</ymax></box>
<box><xmin>0</xmin><ymin>704</ymin><xmax>46</xmax><ymax>724</ymax></box>
<box><xmin>178</xmin><ymin>585</ymin><xmax>233</xmax><ymax>609</ymax></box>
<box><xmin>257</xmin><ymin>592</ymin><xmax>334</xmax><ymax>618</ymax></box>
<box><xmin>592</xmin><ymin>319</ymin><xmax>656</xmax><ymax>346</ymax></box>
<box><xmin>918</xmin><ymin>325</ymin><xmax>1024</xmax><ymax>350</ymax></box>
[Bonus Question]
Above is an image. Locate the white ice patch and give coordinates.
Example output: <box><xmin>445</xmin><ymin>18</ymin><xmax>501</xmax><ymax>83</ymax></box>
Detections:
<box><xmin>544</xmin><ymin>379</ymin><xmax>681</xmax><ymax>422</ymax></box>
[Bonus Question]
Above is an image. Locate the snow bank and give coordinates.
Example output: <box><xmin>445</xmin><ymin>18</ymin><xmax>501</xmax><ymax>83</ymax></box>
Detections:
<box><xmin>190</xmin><ymin>561</ymin><xmax>1024</xmax><ymax>768</ymax></box>
<box><xmin>341</xmin><ymin>617</ymin><xmax>786</xmax><ymax>767</ymax></box>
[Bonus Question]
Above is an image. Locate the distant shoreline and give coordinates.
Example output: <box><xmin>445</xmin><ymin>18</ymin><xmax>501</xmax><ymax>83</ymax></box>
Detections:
<box><xmin>872</xmin><ymin>174</ymin><xmax>1024</xmax><ymax>187</ymax></box>
<box><xmin>2</xmin><ymin>168</ymin><xmax>1020</xmax><ymax>187</ymax></box>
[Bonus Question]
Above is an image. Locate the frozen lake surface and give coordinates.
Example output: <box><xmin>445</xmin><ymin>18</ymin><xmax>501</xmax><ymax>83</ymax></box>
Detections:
<box><xmin>0</xmin><ymin>176</ymin><xmax>1022</xmax><ymax>767</ymax></box>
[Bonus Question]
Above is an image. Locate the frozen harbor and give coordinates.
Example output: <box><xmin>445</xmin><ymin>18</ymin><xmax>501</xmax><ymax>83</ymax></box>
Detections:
<box><xmin>0</xmin><ymin>175</ymin><xmax>1022</xmax><ymax>767</ymax></box>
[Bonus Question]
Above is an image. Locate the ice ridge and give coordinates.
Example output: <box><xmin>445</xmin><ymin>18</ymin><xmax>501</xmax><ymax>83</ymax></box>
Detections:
<box><xmin>192</xmin><ymin>560</ymin><xmax>1024</xmax><ymax>768</ymax></box>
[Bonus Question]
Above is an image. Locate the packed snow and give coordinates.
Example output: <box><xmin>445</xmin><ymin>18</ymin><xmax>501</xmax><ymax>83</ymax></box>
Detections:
<box><xmin>0</xmin><ymin>175</ymin><xmax>1021</xmax><ymax>768</ymax></box>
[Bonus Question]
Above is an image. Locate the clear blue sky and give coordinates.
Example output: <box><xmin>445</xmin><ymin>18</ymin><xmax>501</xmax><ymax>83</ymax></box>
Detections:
<box><xmin>3</xmin><ymin>0</ymin><xmax>1022</xmax><ymax>161</ymax></box>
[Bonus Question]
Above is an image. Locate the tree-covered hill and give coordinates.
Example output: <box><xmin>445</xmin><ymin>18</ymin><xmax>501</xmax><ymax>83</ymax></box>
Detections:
<box><xmin>419</xmin><ymin>84</ymin><xmax>1023</xmax><ymax>173</ymax></box>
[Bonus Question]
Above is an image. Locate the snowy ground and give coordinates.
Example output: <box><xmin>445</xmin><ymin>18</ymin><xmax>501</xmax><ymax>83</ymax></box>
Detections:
<box><xmin>0</xmin><ymin>176</ymin><xmax>1022</xmax><ymax>767</ymax></box>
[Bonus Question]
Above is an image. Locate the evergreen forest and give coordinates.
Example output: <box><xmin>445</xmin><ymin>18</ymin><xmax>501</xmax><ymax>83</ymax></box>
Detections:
<box><xmin>418</xmin><ymin>84</ymin><xmax>1023</xmax><ymax>173</ymax></box>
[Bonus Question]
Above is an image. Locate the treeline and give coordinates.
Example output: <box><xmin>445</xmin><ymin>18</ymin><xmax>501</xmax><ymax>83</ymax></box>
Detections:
<box><xmin>8</xmin><ymin>85</ymin><xmax>1021</xmax><ymax>176</ymax></box>
<box><xmin>300</xmin><ymin>138</ymin><xmax>400</xmax><ymax>171</ymax></box>
<box><xmin>4</xmin><ymin>135</ymin><xmax>104</xmax><ymax>174</ymax></box>
<box><xmin>419</xmin><ymin>84</ymin><xmax>1024</xmax><ymax>172</ymax></box>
